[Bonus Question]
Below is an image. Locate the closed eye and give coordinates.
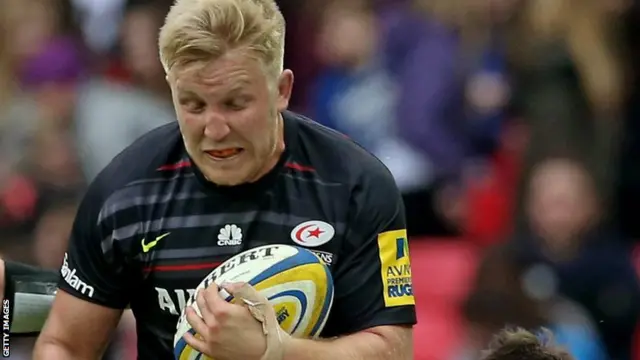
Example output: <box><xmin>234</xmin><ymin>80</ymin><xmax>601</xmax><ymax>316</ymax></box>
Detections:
<box><xmin>179</xmin><ymin>99</ymin><xmax>206</xmax><ymax>113</ymax></box>
<box><xmin>224</xmin><ymin>96</ymin><xmax>253</xmax><ymax>111</ymax></box>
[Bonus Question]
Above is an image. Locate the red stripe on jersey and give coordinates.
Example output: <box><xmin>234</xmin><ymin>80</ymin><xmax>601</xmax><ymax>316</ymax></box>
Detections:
<box><xmin>157</xmin><ymin>160</ymin><xmax>192</xmax><ymax>171</ymax></box>
<box><xmin>285</xmin><ymin>162</ymin><xmax>315</xmax><ymax>172</ymax></box>
<box><xmin>143</xmin><ymin>261</ymin><xmax>221</xmax><ymax>272</ymax></box>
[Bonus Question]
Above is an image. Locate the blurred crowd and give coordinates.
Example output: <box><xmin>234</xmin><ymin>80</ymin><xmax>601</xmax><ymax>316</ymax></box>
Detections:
<box><xmin>1</xmin><ymin>0</ymin><xmax>639</xmax><ymax>359</ymax></box>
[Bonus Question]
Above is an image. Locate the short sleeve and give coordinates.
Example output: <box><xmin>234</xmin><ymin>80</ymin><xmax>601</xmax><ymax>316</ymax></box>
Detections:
<box><xmin>57</xmin><ymin>178</ymin><xmax>132</xmax><ymax>309</ymax></box>
<box><xmin>322</xmin><ymin>162</ymin><xmax>416</xmax><ymax>336</ymax></box>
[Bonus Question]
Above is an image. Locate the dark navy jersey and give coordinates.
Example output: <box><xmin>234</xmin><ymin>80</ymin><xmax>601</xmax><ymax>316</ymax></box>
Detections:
<box><xmin>58</xmin><ymin>111</ymin><xmax>416</xmax><ymax>359</ymax></box>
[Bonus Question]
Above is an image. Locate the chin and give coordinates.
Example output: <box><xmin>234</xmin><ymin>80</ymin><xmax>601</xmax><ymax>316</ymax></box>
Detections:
<box><xmin>212</xmin><ymin>178</ymin><xmax>248</xmax><ymax>186</ymax></box>
<box><xmin>206</xmin><ymin>174</ymin><xmax>248</xmax><ymax>186</ymax></box>
<box><xmin>204</xmin><ymin>168</ymin><xmax>253</xmax><ymax>186</ymax></box>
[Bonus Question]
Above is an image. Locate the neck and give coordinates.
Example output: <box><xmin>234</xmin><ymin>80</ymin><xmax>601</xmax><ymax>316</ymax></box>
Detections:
<box><xmin>540</xmin><ymin>234</ymin><xmax>582</xmax><ymax>262</ymax></box>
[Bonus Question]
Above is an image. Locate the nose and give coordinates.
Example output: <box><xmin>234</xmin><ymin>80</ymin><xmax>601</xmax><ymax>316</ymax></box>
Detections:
<box><xmin>203</xmin><ymin>111</ymin><xmax>231</xmax><ymax>141</ymax></box>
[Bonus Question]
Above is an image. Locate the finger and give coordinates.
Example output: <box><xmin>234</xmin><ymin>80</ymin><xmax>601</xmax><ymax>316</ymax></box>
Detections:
<box><xmin>196</xmin><ymin>289</ymin><xmax>216</xmax><ymax>325</ymax></box>
<box><xmin>221</xmin><ymin>281</ymin><xmax>250</xmax><ymax>299</ymax></box>
<box><xmin>202</xmin><ymin>281</ymin><xmax>236</xmax><ymax>322</ymax></box>
<box><xmin>220</xmin><ymin>281</ymin><xmax>247</xmax><ymax>306</ymax></box>
<box><xmin>205</xmin><ymin>281</ymin><xmax>232</xmax><ymax>308</ymax></box>
<box><xmin>221</xmin><ymin>281</ymin><xmax>245</xmax><ymax>294</ymax></box>
<box><xmin>185</xmin><ymin>306</ymin><xmax>210</xmax><ymax>339</ymax></box>
<box><xmin>183</xmin><ymin>330</ymin><xmax>208</xmax><ymax>354</ymax></box>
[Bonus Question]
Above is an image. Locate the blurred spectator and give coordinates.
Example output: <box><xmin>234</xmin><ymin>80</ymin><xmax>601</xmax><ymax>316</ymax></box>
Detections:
<box><xmin>511</xmin><ymin>156</ymin><xmax>640</xmax><ymax>359</ymax></box>
<box><xmin>456</xmin><ymin>245</ymin><xmax>607</xmax><ymax>360</ymax></box>
<box><xmin>505</xmin><ymin>0</ymin><xmax>628</xmax><ymax>228</ymax></box>
<box><xmin>310</xmin><ymin>0</ymin><xmax>437</xmax><ymax>236</ymax></box>
<box><xmin>32</xmin><ymin>197</ymin><xmax>77</xmax><ymax>270</ymax></box>
<box><xmin>73</xmin><ymin>0</ymin><xmax>174</xmax><ymax>181</ymax></box>
<box><xmin>375</xmin><ymin>0</ymin><xmax>522</xmax><ymax>236</ymax></box>
<box><xmin>463</xmin><ymin>120</ymin><xmax>527</xmax><ymax>245</ymax></box>
<box><xmin>0</xmin><ymin>0</ymin><xmax>85</xmax><ymax>255</ymax></box>
<box><xmin>398</xmin><ymin>0</ymin><xmax>514</xmax><ymax>169</ymax></box>
<box><xmin>21</xmin><ymin>37</ymin><xmax>87</xmax><ymax>194</ymax></box>
<box><xmin>71</xmin><ymin>0</ymin><xmax>127</xmax><ymax>56</ymax></box>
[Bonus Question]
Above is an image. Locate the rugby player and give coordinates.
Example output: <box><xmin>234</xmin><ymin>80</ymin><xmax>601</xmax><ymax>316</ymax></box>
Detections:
<box><xmin>31</xmin><ymin>0</ymin><xmax>416</xmax><ymax>358</ymax></box>
<box><xmin>481</xmin><ymin>328</ymin><xmax>575</xmax><ymax>360</ymax></box>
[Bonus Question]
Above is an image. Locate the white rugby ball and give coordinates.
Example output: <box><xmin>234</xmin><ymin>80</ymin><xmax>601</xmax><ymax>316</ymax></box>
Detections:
<box><xmin>174</xmin><ymin>244</ymin><xmax>334</xmax><ymax>360</ymax></box>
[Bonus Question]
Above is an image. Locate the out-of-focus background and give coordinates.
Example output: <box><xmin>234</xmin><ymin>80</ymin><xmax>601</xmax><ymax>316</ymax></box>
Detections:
<box><xmin>1</xmin><ymin>0</ymin><xmax>639</xmax><ymax>358</ymax></box>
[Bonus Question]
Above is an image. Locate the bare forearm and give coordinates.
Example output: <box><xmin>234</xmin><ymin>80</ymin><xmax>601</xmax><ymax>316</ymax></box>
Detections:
<box><xmin>33</xmin><ymin>338</ymin><xmax>92</xmax><ymax>360</ymax></box>
<box><xmin>34</xmin><ymin>335</ymin><xmax>109</xmax><ymax>360</ymax></box>
<box><xmin>33</xmin><ymin>346</ymin><xmax>80</xmax><ymax>360</ymax></box>
<box><xmin>284</xmin><ymin>326</ymin><xmax>413</xmax><ymax>360</ymax></box>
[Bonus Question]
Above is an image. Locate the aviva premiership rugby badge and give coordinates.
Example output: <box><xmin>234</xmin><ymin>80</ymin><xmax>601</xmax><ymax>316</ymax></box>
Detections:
<box><xmin>377</xmin><ymin>229</ymin><xmax>414</xmax><ymax>307</ymax></box>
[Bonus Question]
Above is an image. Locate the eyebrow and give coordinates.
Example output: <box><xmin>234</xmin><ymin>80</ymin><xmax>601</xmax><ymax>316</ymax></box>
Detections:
<box><xmin>225</xmin><ymin>79</ymin><xmax>252</xmax><ymax>93</ymax></box>
<box><xmin>176</xmin><ymin>89</ymin><xmax>198</xmax><ymax>97</ymax></box>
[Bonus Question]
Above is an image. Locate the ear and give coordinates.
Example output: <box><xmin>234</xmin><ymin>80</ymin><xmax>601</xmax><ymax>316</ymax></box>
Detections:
<box><xmin>165</xmin><ymin>71</ymin><xmax>175</xmax><ymax>87</ymax></box>
<box><xmin>275</xmin><ymin>69</ymin><xmax>294</xmax><ymax>112</ymax></box>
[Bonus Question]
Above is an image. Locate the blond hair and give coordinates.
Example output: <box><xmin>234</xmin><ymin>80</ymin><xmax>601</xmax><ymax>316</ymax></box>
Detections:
<box><xmin>159</xmin><ymin>0</ymin><xmax>286</xmax><ymax>81</ymax></box>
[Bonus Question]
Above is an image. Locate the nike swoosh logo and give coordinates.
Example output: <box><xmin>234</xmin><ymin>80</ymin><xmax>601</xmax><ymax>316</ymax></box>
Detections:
<box><xmin>141</xmin><ymin>233</ymin><xmax>170</xmax><ymax>253</ymax></box>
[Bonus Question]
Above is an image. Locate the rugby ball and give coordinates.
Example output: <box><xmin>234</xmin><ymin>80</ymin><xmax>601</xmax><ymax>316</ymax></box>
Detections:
<box><xmin>174</xmin><ymin>244</ymin><xmax>334</xmax><ymax>360</ymax></box>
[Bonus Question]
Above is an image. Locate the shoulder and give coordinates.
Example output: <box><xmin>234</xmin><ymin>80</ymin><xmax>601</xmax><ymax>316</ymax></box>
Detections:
<box><xmin>287</xmin><ymin>111</ymin><xmax>398</xmax><ymax>194</ymax></box>
<box><xmin>82</xmin><ymin>122</ymin><xmax>184</xmax><ymax>210</ymax></box>
<box><xmin>286</xmin><ymin>112</ymin><xmax>402</xmax><ymax>234</ymax></box>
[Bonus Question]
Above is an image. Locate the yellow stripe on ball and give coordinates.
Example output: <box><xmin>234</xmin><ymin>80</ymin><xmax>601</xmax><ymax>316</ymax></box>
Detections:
<box><xmin>251</xmin><ymin>262</ymin><xmax>330</xmax><ymax>336</ymax></box>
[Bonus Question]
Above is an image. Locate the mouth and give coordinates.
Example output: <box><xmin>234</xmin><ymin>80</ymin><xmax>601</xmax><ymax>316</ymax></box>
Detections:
<box><xmin>204</xmin><ymin>148</ymin><xmax>244</xmax><ymax>161</ymax></box>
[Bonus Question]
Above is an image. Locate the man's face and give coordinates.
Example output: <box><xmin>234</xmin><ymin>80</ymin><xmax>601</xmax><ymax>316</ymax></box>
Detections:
<box><xmin>527</xmin><ymin>160</ymin><xmax>597</xmax><ymax>248</ymax></box>
<box><xmin>121</xmin><ymin>8</ymin><xmax>165</xmax><ymax>83</ymax></box>
<box><xmin>168</xmin><ymin>51</ymin><xmax>293</xmax><ymax>186</ymax></box>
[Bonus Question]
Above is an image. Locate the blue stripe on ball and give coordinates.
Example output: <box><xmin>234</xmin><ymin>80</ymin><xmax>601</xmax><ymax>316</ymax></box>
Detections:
<box><xmin>268</xmin><ymin>289</ymin><xmax>308</xmax><ymax>334</ymax></box>
<box><xmin>310</xmin><ymin>263</ymin><xmax>334</xmax><ymax>336</ymax></box>
<box><xmin>174</xmin><ymin>328</ymin><xmax>197</xmax><ymax>359</ymax></box>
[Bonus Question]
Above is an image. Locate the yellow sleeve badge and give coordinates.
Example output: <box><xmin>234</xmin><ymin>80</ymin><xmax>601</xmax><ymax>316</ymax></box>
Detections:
<box><xmin>377</xmin><ymin>229</ymin><xmax>415</xmax><ymax>307</ymax></box>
